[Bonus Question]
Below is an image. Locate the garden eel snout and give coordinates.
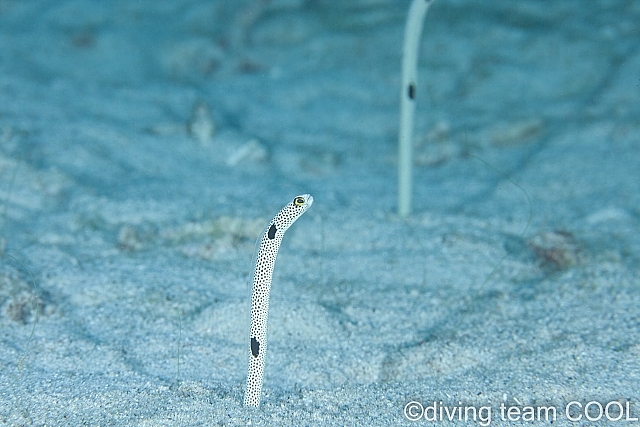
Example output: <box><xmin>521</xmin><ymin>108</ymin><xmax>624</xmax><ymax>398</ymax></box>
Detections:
<box><xmin>244</xmin><ymin>194</ymin><xmax>313</xmax><ymax>407</ymax></box>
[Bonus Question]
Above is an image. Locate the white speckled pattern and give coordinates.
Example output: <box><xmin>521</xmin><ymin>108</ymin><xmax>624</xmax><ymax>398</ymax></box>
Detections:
<box><xmin>244</xmin><ymin>194</ymin><xmax>313</xmax><ymax>407</ymax></box>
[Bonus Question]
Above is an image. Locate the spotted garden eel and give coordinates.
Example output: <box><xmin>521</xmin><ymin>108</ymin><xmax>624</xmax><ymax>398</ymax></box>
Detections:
<box><xmin>244</xmin><ymin>194</ymin><xmax>313</xmax><ymax>407</ymax></box>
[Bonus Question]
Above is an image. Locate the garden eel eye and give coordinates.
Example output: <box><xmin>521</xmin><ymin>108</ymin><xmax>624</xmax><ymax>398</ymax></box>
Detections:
<box><xmin>294</xmin><ymin>197</ymin><xmax>305</xmax><ymax>206</ymax></box>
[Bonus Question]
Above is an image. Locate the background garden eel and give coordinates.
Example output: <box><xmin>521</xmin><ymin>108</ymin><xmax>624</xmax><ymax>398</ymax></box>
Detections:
<box><xmin>398</xmin><ymin>0</ymin><xmax>435</xmax><ymax>217</ymax></box>
<box><xmin>244</xmin><ymin>194</ymin><xmax>313</xmax><ymax>408</ymax></box>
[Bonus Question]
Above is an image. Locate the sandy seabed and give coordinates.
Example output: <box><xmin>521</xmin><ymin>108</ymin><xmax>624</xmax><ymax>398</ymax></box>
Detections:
<box><xmin>1</xmin><ymin>1</ymin><xmax>639</xmax><ymax>425</ymax></box>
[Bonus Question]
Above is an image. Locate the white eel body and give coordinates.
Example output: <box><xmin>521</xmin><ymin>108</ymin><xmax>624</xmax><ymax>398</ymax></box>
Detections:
<box><xmin>398</xmin><ymin>0</ymin><xmax>434</xmax><ymax>217</ymax></box>
<box><xmin>244</xmin><ymin>194</ymin><xmax>313</xmax><ymax>407</ymax></box>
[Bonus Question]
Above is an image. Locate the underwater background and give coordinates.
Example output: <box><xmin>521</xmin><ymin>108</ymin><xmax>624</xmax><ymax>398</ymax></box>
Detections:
<box><xmin>1</xmin><ymin>0</ymin><xmax>639</xmax><ymax>425</ymax></box>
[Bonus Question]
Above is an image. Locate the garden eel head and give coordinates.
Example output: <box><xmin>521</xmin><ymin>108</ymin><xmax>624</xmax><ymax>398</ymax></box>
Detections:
<box><xmin>268</xmin><ymin>194</ymin><xmax>313</xmax><ymax>236</ymax></box>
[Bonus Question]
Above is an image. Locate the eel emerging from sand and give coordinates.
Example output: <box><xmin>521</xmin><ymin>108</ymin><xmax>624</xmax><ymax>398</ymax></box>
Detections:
<box><xmin>244</xmin><ymin>194</ymin><xmax>313</xmax><ymax>407</ymax></box>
